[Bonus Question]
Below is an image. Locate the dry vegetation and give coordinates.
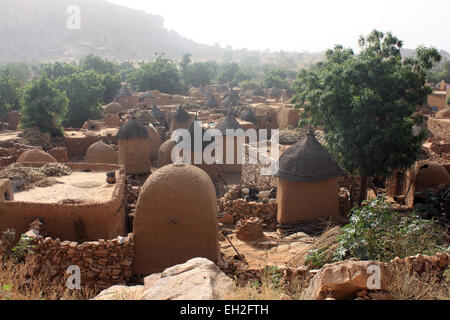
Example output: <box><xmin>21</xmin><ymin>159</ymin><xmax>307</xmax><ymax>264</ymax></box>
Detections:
<box><xmin>227</xmin><ymin>267</ymin><xmax>306</xmax><ymax>300</ymax></box>
<box><xmin>389</xmin><ymin>263</ymin><xmax>450</xmax><ymax>300</ymax></box>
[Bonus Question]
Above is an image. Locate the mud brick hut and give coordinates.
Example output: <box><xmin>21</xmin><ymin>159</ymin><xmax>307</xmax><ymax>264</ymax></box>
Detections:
<box><xmin>215</xmin><ymin>112</ymin><xmax>244</xmax><ymax>174</ymax></box>
<box><xmin>117</xmin><ymin>118</ymin><xmax>150</xmax><ymax>175</ymax></box>
<box><xmin>157</xmin><ymin>139</ymin><xmax>176</xmax><ymax>168</ymax></box>
<box><xmin>274</xmin><ymin>128</ymin><xmax>342</xmax><ymax>223</ymax></box>
<box><xmin>85</xmin><ymin>141</ymin><xmax>117</xmax><ymax>164</ymax></box>
<box><xmin>133</xmin><ymin>163</ymin><xmax>219</xmax><ymax>275</ymax></box>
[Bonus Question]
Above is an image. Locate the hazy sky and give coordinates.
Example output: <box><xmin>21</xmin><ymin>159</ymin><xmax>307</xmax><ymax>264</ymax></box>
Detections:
<box><xmin>105</xmin><ymin>0</ymin><xmax>450</xmax><ymax>52</ymax></box>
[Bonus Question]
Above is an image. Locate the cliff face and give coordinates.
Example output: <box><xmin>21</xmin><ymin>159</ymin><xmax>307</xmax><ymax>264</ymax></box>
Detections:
<box><xmin>0</xmin><ymin>0</ymin><xmax>223</xmax><ymax>62</ymax></box>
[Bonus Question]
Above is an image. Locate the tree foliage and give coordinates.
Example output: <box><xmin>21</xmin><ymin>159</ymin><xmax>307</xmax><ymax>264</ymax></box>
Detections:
<box><xmin>0</xmin><ymin>74</ymin><xmax>23</xmax><ymax>116</ymax></box>
<box><xmin>129</xmin><ymin>54</ymin><xmax>183</xmax><ymax>94</ymax></box>
<box><xmin>57</xmin><ymin>70</ymin><xmax>105</xmax><ymax>128</ymax></box>
<box><xmin>21</xmin><ymin>76</ymin><xmax>68</xmax><ymax>136</ymax></box>
<box><xmin>292</xmin><ymin>30</ymin><xmax>441</xmax><ymax>179</ymax></box>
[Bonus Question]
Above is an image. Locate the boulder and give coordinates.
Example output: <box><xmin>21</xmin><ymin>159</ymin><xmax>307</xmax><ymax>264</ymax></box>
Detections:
<box><xmin>302</xmin><ymin>260</ymin><xmax>392</xmax><ymax>300</ymax></box>
<box><xmin>142</xmin><ymin>258</ymin><xmax>234</xmax><ymax>300</ymax></box>
<box><xmin>93</xmin><ymin>285</ymin><xmax>145</xmax><ymax>300</ymax></box>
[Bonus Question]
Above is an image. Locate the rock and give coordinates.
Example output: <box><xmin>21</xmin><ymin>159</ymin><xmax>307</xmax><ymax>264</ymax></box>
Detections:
<box><xmin>93</xmin><ymin>285</ymin><xmax>144</xmax><ymax>300</ymax></box>
<box><xmin>302</xmin><ymin>260</ymin><xmax>392</xmax><ymax>300</ymax></box>
<box><xmin>367</xmin><ymin>291</ymin><xmax>393</xmax><ymax>300</ymax></box>
<box><xmin>219</xmin><ymin>213</ymin><xmax>234</xmax><ymax>225</ymax></box>
<box><xmin>141</xmin><ymin>258</ymin><xmax>234</xmax><ymax>300</ymax></box>
<box><xmin>236</xmin><ymin>218</ymin><xmax>264</xmax><ymax>241</ymax></box>
<box><xmin>144</xmin><ymin>273</ymin><xmax>162</xmax><ymax>291</ymax></box>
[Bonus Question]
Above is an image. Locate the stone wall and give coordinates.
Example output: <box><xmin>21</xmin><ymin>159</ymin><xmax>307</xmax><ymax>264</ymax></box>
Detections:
<box><xmin>428</xmin><ymin>118</ymin><xmax>450</xmax><ymax>140</ymax></box>
<box><xmin>218</xmin><ymin>186</ymin><xmax>278</xmax><ymax>228</ymax></box>
<box><xmin>25</xmin><ymin>229</ymin><xmax>134</xmax><ymax>290</ymax></box>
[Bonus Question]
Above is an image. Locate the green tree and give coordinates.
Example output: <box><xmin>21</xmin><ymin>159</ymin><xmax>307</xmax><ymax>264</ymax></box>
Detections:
<box><xmin>129</xmin><ymin>54</ymin><xmax>183</xmax><ymax>94</ymax></box>
<box><xmin>218</xmin><ymin>62</ymin><xmax>240</xmax><ymax>85</ymax></box>
<box><xmin>428</xmin><ymin>59</ymin><xmax>450</xmax><ymax>83</ymax></box>
<box><xmin>263</xmin><ymin>68</ymin><xmax>289</xmax><ymax>89</ymax></box>
<box><xmin>292</xmin><ymin>30</ymin><xmax>441</xmax><ymax>202</ymax></box>
<box><xmin>0</xmin><ymin>74</ymin><xmax>23</xmax><ymax>116</ymax></box>
<box><xmin>58</xmin><ymin>70</ymin><xmax>105</xmax><ymax>127</ymax></box>
<box><xmin>21</xmin><ymin>76</ymin><xmax>68</xmax><ymax>136</ymax></box>
<box><xmin>184</xmin><ymin>62</ymin><xmax>216</xmax><ymax>88</ymax></box>
<box><xmin>42</xmin><ymin>62</ymin><xmax>78</xmax><ymax>79</ymax></box>
<box><xmin>80</xmin><ymin>54</ymin><xmax>117</xmax><ymax>75</ymax></box>
<box><xmin>100</xmin><ymin>73</ymin><xmax>121</xmax><ymax>104</ymax></box>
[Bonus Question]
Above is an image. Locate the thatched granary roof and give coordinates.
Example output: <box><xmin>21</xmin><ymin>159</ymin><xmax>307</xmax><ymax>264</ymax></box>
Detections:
<box><xmin>205</xmin><ymin>95</ymin><xmax>220</xmax><ymax>108</ymax></box>
<box><xmin>240</xmin><ymin>109</ymin><xmax>258</xmax><ymax>124</ymax></box>
<box><xmin>184</xmin><ymin>119</ymin><xmax>213</xmax><ymax>151</ymax></box>
<box><xmin>116</xmin><ymin>118</ymin><xmax>149</xmax><ymax>140</ymax></box>
<box><xmin>274</xmin><ymin>129</ymin><xmax>342</xmax><ymax>183</ymax></box>
<box><xmin>215</xmin><ymin>112</ymin><xmax>243</xmax><ymax>135</ymax></box>
<box><xmin>173</xmin><ymin>105</ymin><xmax>191</xmax><ymax>123</ymax></box>
<box><xmin>223</xmin><ymin>90</ymin><xmax>240</xmax><ymax>107</ymax></box>
<box><xmin>151</xmin><ymin>106</ymin><xmax>165</xmax><ymax>120</ymax></box>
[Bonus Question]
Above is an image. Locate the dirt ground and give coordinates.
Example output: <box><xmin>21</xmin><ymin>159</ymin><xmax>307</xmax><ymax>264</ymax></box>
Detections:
<box><xmin>220</xmin><ymin>230</ymin><xmax>315</xmax><ymax>268</ymax></box>
<box><xmin>13</xmin><ymin>171</ymin><xmax>115</xmax><ymax>203</ymax></box>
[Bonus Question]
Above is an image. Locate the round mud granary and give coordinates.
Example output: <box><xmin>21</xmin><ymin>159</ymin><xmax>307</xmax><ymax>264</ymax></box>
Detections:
<box><xmin>85</xmin><ymin>141</ymin><xmax>117</xmax><ymax>164</ymax></box>
<box><xmin>17</xmin><ymin>149</ymin><xmax>57</xmax><ymax>163</ymax></box>
<box><xmin>274</xmin><ymin>129</ymin><xmax>342</xmax><ymax>223</ymax></box>
<box><xmin>414</xmin><ymin>160</ymin><xmax>449</xmax><ymax>198</ymax></box>
<box><xmin>104</xmin><ymin>102</ymin><xmax>124</xmax><ymax>114</ymax></box>
<box><xmin>116</xmin><ymin>118</ymin><xmax>150</xmax><ymax>175</ymax></box>
<box><xmin>170</xmin><ymin>105</ymin><xmax>192</xmax><ymax>131</ymax></box>
<box><xmin>133</xmin><ymin>163</ymin><xmax>219</xmax><ymax>275</ymax></box>
<box><xmin>158</xmin><ymin>139</ymin><xmax>176</xmax><ymax>168</ymax></box>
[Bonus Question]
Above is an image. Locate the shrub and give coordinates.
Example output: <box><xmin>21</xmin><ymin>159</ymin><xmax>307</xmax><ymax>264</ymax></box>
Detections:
<box><xmin>334</xmin><ymin>197</ymin><xmax>448</xmax><ymax>262</ymax></box>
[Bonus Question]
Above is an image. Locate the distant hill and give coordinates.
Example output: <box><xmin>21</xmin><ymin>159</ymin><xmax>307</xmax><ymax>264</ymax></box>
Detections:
<box><xmin>0</xmin><ymin>0</ymin><xmax>325</xmax><ymax>67</ymax></box>
<box><xmin>0</xmin><ymin>0</ymin><xmax>446</xmax><ymax>67</ymax></box>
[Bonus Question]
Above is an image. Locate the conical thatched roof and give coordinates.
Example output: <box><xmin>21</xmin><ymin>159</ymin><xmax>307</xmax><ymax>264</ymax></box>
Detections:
<box><xmin>240</xmin><ymin>109</ymin><xmax>258</xmax><ymax>124</ymax></box>
<box><xmin>223</xmin><ymin>90</ymin><xmax>240</xmax><ymax>107</ymax></box>
<box><xmin>184</xmin><ymin>119</ymin><xmax>213</xmax><ymax>151</ymax></box>
<box><xmin>116</xmin><ymin>118</ymin><xmax>149</xmax><ymax>140</ymax></box>
<box><xmin>268</xmin><ymin>86</ymin><xmax>282</xmax><ymax>98</ymax></box>
<box><xmin>218</xmin><ymin>85</ymin><xmax>229</xmax><ymax>93</ymax></box>
<box><xmin>215</xmin><ymin>112</ymin><xmax>243</xmax><ymax>135</ymax></box>
<box><xmin>152</xmin><ymin>106</ymin><xmax>165</xmax><ymax>120</ymax></box>
<box><xmin>173</xmin><ymin>105</ymin><xmax>191</xmax><ymax>123</ymax></box>
<box><xmin>274</xmin><ymin>129</ymin><xmax>342</xmax><ymax>183</ymax></box>
<box><xmin>205</xmin><ymin>95</ymin><xmax>220</xmax><ymax>108</ymax></box>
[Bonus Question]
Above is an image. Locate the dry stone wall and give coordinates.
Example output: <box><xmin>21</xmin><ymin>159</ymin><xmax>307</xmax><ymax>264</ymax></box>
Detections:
<box><xmin>218</xmin><ymin>186</ymin><xmax>278</xmax><ymax>228</ymax></box>
<box><xmin>25</xmin><ymin>227</ymin><xmax>134</xmax><ymax>290</ymax></box>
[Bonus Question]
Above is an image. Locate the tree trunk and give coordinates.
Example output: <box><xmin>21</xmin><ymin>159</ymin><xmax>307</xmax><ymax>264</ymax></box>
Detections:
<box><xmin>359</xmin><ymin>176</ymin><xmax>368</xmax><ymax>206</ymax></box>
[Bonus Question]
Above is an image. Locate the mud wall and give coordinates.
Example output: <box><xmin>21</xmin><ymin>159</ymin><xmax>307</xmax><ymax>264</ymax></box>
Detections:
<box><xmin>0</xmin><ymin>163</ymin><xmax>126</xmax><ymax>242</ymax></box>
<box><xmin>65</xmin><ymin>135</ymin><xmax>100</xmax><ymax>159</ymax></box>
